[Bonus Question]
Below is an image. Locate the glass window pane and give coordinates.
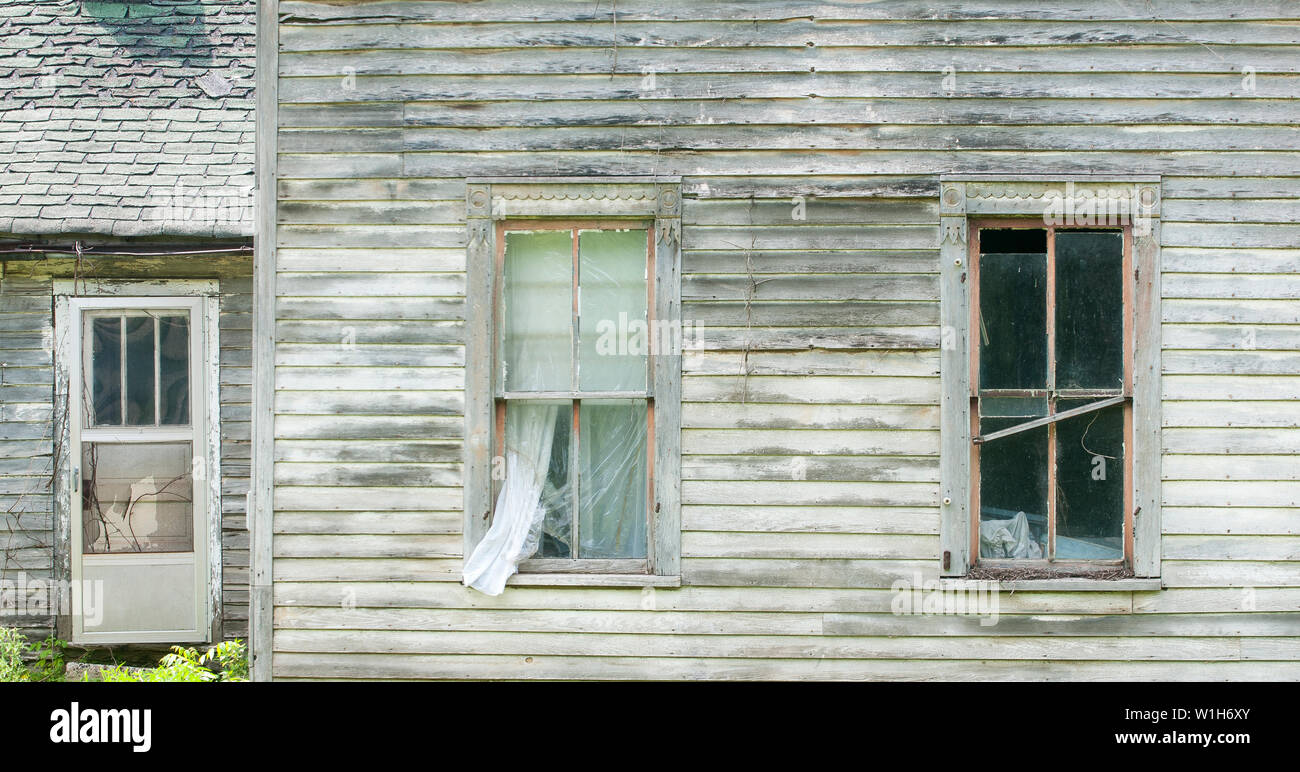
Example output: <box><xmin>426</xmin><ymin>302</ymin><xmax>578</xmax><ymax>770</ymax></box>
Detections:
<box><xmin>979</xmin><ymin>396</ymin><xmax>1048</xmax><ymax>420</ymax></box>
<box><xmin>1054</xmin><ymin>399</ymin><xmax>1125</xmax><ymax>560</ymax></box>
<box><xmin>578</xmin><ymin>400</ymin><xmax>648</xmax><ymax>559</ymax></box>
<box><xmin>124</xmin><ymin>316</ymin><xmax>156</xmax><ymax>425</ymax></box>
<box><xmin>981</xmin><ymin>228</ymin><xmax>1047</xmax><ymax>255</ymax></box>
<box><xmin>82</xmin><ymin>442</ymin><xmax>194</xmax><ymax>554</ymax></box>
<box><xmin>504</xmin><ymin>400</ymin><xmax>573</xmax><ymax>559</ymax></box>
<box><xmin>1056</xmin><ymin>230</ymin><xmax>1124</xmax><ymax>390</ymax></box>
<box><xmin>503</xmin><ymin>231</ymin><xmax>573</xmax><ymax>392</ymax></box>
<box><xmin>978</xmin><ymin>231</ymin><xmax>1047</xmax><ymax>391</ymax></box>
<box><xmin>90</xmin><ymin>317</ymin><xmax>122</xmax><ymax>426</ymax></box>
<box><xmin>158</xmin><ymin>315</ymin><xmax>190</xmax><ymax>425</ymax></box>
<box><xmin>978</xmin><ymin>417</ymin><xmax>1048</xmax><ymax>559</ymax></box>
<box><xmin>579</xmin><ymin>230</ymin><xmax>648</xmax><ymax>391</ymax></box>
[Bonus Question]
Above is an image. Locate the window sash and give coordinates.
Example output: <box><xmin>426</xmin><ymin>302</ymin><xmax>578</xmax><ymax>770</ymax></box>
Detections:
<box><xmin>83</xmin><ymin>309</ymin><xmax>193</xmax><ymax>429</ymax></box>
<box><xmin>492</xmin><ymin>220</ymin><xmax>657</xmax><ymax>568</ymax></box>
<box><xmin>969</xmin><ymin>221</ymin><xmax>1135</xmax><ymax>565</ymax></box>
<box><xmin>494</xmin><ymin>397</ymin><xmax>654</xmax><ymax>564</ymax></box>
<box><xmin>494</xmin><ymin>220</ymin><xmax>654</xmax><ymax>400</ymax></box>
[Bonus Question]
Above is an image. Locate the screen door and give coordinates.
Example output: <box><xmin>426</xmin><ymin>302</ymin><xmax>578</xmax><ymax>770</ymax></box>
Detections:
<box><xmin>68</xmin><ymin>297</ymin><xmax>210</xmax><ymax>643</ymax></box>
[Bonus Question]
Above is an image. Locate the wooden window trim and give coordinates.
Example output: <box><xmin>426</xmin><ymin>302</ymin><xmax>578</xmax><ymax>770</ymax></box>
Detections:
<box><xmin>463</xmin><ymin>178</ymin><xmax>683</xmax><ymax>580</ymax></box>
<box><xmin>938</xmin><ymin>176</ymin><xmax>1162</xmax><ymax>580</ymax></box>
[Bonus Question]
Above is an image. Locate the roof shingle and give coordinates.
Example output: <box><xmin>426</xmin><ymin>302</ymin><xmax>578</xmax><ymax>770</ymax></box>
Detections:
<box><xmin>1</xmin><ymin>0</ymin><xmax>254</xmax><ymax>238</ymax></box>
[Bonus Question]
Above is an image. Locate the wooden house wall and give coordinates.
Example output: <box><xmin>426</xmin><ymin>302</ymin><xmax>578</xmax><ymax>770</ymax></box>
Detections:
<box><xmin>268</xmin><ymin>1</ymin><xmax>1300</xmax><ymax>679</ymax></box>
<box><xmin>0</xmin><ymin>257</ymin><xmax>254</xmax><ymax>640</ymax></box>
<box><xmin>0</xmin><ymin>273</ymin><xmax>57</xmax><ymax>640</ymax></box>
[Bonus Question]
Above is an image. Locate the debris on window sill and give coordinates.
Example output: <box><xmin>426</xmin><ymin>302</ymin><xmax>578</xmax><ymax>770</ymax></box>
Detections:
<box><xmin>947</xmin><ymin>564</ymin><xmax>1161</xmax><ymax>592</ymax></box>
<box><xmin>965</xmin><ymin>564</ymin><xmax>1134</xmax><ymax>582</ymax></box>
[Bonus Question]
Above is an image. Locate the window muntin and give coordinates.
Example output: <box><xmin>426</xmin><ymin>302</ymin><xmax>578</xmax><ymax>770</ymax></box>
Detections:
<box><xmin>971</xmin><ymin>224</ymin><xmax>1133</xmax><ymax>565</ymax></box>
<box><xmin>496</xmin><ymin>223</ymin><xmax>654</xmax><ymax>567</ymax></box>
<box><xmin>86</xmin><ymin>311</ymin><xmax>191</xmax><ymax>428</ymax></box>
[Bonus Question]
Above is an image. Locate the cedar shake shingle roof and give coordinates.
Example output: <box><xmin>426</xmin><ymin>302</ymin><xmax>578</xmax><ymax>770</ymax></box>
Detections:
<box><xmin>0</xmin><ymin>0</ymin><xmax>254</xmax><ymax>238</ymax></box>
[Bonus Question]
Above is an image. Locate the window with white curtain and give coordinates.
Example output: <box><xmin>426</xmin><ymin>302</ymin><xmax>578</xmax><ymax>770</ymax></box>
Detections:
<box><xmin>461</xmin><ymin>178</ymin><xmax>682</xmax><ymax>594</ymax></box>
<box><xmin>501</xmin><ymin>225</ymin><xmax>654</xmax><ymax>565</ymax></box>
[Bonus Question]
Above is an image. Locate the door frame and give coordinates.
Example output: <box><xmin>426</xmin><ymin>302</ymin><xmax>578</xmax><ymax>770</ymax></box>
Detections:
<box><xmin>53</xmin><ymin>280</ymin><xmax>222</xmax><ymax>645</ymax></box>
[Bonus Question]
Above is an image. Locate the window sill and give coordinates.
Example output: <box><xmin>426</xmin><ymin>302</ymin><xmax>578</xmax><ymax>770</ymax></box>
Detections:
<box><xmin>941</xmin><ymin>577</ymin><xmax>1162</xmax><ymax>592</ymax></box>
<box><xmin>506</xmin><ymin>573</ymin><xmax>681</xmax><ymax>588</ymax></box>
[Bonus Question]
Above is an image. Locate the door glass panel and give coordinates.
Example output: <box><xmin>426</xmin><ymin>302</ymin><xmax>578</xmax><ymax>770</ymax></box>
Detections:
<box><xmin>1054</xmin><ymin>399</ymin><xmax>1125</xmax><ymax>560</ymax></box>
<box><xmin>124</xmin><ymin>316</ymin><xmax>156</xmax><ymax>425</ymax></box>
<box><xmin>90</xmin><ymin>317</ymin><xmax>122</xmax><ymax>426</ymax></box>
<box><xmin>158</xmin><ymin>315</ymin><xmax>190</xmax><ymax>425</ymax></box>
<box><xmin>1056</xmin><ymin>231</ymin><xmax>1124</xmax><ymax>390</ymax></box>
<box><xmin>578</xmin><ymin>230</ymin><xmax>648</xmax><ymax>391</ymax></box>
<box><xmin>503</xmin><ymin>231</ymin><xmax>573</xmax><ymax>392</ymax></box>
<box><xmin>578</xmin><ymin>400</ymin><xmax>648</xmax><ymax>559</ymax></box>
<box><xmin>82</xmin><ymin>442</ymin><xmax>194</xmax><ymax>554</ymax></box>
<box><xmin>978</xmin><ymin>417</ymin><xmax>1048</xmax><ymax>560</ymax></box>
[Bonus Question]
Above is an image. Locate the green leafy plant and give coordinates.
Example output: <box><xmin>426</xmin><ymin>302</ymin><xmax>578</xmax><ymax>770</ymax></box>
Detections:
<box><xmin>95</xmin><ymin>639</ymin><xmax>248</xmax><ymax>682</ymax></box>
<box><xmin>0</xmin><ymin>629</ymin><xmax>70</xmax><ymax>682</ymax></box>
<box><xmin>0</xmin><ymin>627</ymin><xmax>30</xmax><ymax>682</ymax></box>
<box><xmin>205</xmin><ymin>639</ymin><xmax>249</xmax><ymax>681</ymax></box>
<box><xmin>27</xmin><ymin>635</ymin><xmax>67</xmax><ymax>682</ymax></box>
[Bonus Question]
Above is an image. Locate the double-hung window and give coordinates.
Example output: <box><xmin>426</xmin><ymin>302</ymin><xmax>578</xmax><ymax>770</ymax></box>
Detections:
<box><xmin>972</xmin><ymin>224</ymin><xmax>1131</xmax><ymax>565</ymax></box>
<box><xmin>938</xmin><ymin>177</ymin><xmax>1162</xmax><ymax>580</ymax></box>
<box><xmin>500</xmin><ymin>223</ymin><xmax>654</xmax><ymax>566</ymax></box>
<box><xmin>463</xmin><ymin>179</ymin><xmax>682</xmax><ymax>591</ymax></box>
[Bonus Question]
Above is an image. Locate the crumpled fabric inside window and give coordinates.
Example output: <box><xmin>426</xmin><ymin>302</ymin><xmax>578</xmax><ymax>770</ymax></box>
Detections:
<box><xmin>979</xmin><ymin>511</ymin><xmax>1044</xmax><ymax>559</ymax></box>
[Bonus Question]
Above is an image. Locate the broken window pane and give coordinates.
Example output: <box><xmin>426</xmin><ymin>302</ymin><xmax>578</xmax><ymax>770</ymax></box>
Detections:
<box><xmin>578</xmin><ymin>230</ymin><xmax>648</xmax><ymax>392</ymax></box>
<box><xmin>978</xmin><ymin>417</ymin><xmax>1048</xmax><ymax>559</ymax></box>
<box><xmin>978</xmin><ymin>230</ymin><xmax>1047</xmax><ymax>391</ymax></box>
<box><xmin>1056</xmin><ymin>231</ymin><xmax>1124</xmax><ymax>390</ymax></box>
<box><xmin>90</xmin><ymin>317</ymin><xmax>122</xmax><ymax>426</ymax></box>
<box><xmin>158</xmin><ymin>315</ymin><xmax>190</xmax><ymax>425</ymax></box>
<box><xmin>124</xmin><ymin>316</ymin><xmax>155</xmax><ymax>425</ymax></box>
<box><xmin>503</xmin><ymin>231</ymin><xmax>573</xmax><ymax>392</ymax></box>
<box><xmin>578</xmin><ymin>400</ymin><xmax>648</xmax><ymax>559</ymax></box>
<box><xmin>1054</xmin><ymin>399</ymin><xmax>1125</xmax><ymax>560</ymax></box>
<box><xmin>81</xmin><ymin>442</ymin><xmax>194</xmax><ymax>554</ymax></box>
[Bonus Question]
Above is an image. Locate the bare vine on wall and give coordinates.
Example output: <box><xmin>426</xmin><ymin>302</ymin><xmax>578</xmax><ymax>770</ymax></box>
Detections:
<box><xmin>718</xmin><ymin>196</ymin><xmax>766</xmax><ymax>406</ymax></box>
<box><xmin>1</xmin><ymin>269</ymin><xmax>59</xmax><ymax>623</ymax></box>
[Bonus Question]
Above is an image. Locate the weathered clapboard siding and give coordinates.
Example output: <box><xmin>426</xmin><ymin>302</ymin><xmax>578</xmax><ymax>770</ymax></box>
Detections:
<box><xmin>270</xmin><ymin>1</ymin><xmax>1300</xmax><ymax>680</ymax></box>
<box><xmin>1159</xmin><ymin>179</ymin><xmax>1300</xmax><ymax>602</ymax></box>
<box><xmin>219</xmin><ymin>275</ymin><xmax>255</xmax><ymax>636</ymax></box>
<box><xmin>0</xmin><ymin>259</ymin><xmax>254</xmax><ymax>640</ymax></box>
<box><xmin>0</xmin><ymin>277</ymin><xmax>55</xmax><ymax>639</ymax></box>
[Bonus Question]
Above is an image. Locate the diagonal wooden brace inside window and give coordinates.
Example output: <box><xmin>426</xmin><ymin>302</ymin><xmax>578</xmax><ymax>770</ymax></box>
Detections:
<box><xmin>972</xmin><ymin>395</ymin><xmax>1128</xmax><ymax>445</ymax></box>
